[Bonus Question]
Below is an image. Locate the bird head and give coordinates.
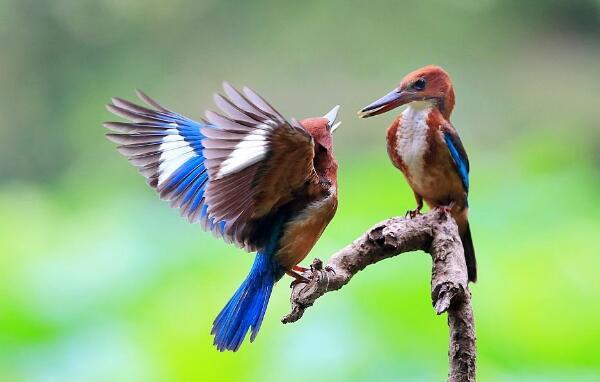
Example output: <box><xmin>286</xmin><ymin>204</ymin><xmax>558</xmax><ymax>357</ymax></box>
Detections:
<box><xmin>299</xmin><ymin>105</ymin><xmax>341</xmax><ymax>152</ymax></box>
<box><xmin>357</xmin><ymin>65</ymin><xmax>455</xmax><ymax>119</ymax></box>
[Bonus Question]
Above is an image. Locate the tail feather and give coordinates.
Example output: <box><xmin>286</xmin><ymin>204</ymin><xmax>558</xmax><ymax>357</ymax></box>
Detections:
<box><xmin>461</xmin><ymin>223</ymin><xmax>477</xmax><ymax>283</ymax></box>
<box><xmin>211</xmin><ymin>252</ymin><xmax>281</xmax><ymax>351</ymax></box>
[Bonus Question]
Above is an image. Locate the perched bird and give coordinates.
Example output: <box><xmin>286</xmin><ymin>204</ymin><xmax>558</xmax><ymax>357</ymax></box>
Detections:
<box><xmin>358</xmin><ymin>65</ymin><xmax>476</xmax><ymax>282</ymax></box>
<box><xmin>104</xmin><ymin>84</ymin><xmax>341</xmax><ymax>351</ymax></box>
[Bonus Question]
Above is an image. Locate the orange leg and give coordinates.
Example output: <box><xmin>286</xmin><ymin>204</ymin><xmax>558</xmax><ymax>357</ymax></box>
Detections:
<box><xmin>292</xmin><ymin>265</ymin><xmax>309</xmax><ymax>273</ymax></box>
<box><xmin>286</xmin><ymin>269</ymin><xmax>310</xmax><ymax>287</ymax></box>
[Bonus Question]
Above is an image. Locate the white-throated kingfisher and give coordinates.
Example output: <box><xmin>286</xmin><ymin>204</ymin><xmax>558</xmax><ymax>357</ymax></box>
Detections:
<box><xmin>358</xmin><ymin>65</ymin><xmax>476</xmax><ymax>282</ymax></box>
<box><xmin>104</xmin><ymin>84</ymin><xmax>341</xmax><ymax>351</ymax></box>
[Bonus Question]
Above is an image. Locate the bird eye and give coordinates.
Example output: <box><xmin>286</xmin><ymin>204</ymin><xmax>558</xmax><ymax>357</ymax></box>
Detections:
<box><xmin>413</xmin><ymin>78</ymin><xmax>426</xmax><ymax>91</ymax></box>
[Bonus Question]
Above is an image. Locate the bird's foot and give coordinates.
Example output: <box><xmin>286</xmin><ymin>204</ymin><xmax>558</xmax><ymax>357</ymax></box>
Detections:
<box><xmin>308</xmin><ymin>258</ymin><xmax>335</xmax><ymax>291</ymax></box>
<box><xmin>310</xmin><ymin>258</ymin><xmax>323</xmax><ymax>272</ymax></box>
<box><xmin>309</xmin><ymin>258</ymin><xmax>335</xmax><ymax>274</ymax></box>
<box><xmin>286</xmin><ymin>269</ymin><xmax>310</xmax><ymax>287</ymax></box>
<box><xmin>436</xmin><ymin>201</ymin><xmax>456</xmax><ymax>214</ymax></box>
<box><xmin>405</xmin><ymin>208</ymin><xmax>422</xmax><ymax>219</ymax></box>
<box><xmin>287</xmin><ymin>259</ymin><xmax>335</xmax><ymax>288</ymax></box>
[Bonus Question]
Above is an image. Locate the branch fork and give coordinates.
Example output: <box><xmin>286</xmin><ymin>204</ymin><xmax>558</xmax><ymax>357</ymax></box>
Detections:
<box><xmin>283</xmin><ymin>209</ymin><xmax>476</xmax><ymax>382</ymax></box>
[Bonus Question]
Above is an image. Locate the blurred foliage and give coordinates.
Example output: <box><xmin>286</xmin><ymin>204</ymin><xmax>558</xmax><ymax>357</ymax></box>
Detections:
<box><xmin>0</xmin><ymin>0</ymin><xmax>599</xmax><ymax>381</ymax></box>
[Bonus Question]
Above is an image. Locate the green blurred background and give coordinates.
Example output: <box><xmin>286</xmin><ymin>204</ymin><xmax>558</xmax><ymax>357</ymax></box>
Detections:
<box><xmin>1</xmin><ymin>0</ymin><xmax>599</xmax><ymax>381</ymax></box>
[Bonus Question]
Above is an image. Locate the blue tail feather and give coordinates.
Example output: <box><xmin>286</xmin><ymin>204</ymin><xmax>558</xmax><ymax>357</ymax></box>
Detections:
<box><xmin>211</xmin><ymin>252</ymin><xmax>283</xmax><ymax>352</ymax></box>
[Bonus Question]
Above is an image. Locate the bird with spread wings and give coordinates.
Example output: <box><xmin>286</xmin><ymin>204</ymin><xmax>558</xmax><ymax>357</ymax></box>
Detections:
<box><xmin>105</xmin><ymin>84</ymin><xmax>341</xmax><ymax>351</ymax></box>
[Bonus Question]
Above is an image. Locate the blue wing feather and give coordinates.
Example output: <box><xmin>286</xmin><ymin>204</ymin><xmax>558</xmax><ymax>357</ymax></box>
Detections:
<box><xmin>443</xmin><ymin>131</ymin><xmax>469</xmax><ymax>192</ymax></box>
<box><xmin>105</xmin><ymin>92</ymin><xmax>228</xmax><ymax>239</ymax></box>
<box><xmin>106</xmin><ymin>85</ymin><xmax>316</xmax><ymax>254</ymax></box>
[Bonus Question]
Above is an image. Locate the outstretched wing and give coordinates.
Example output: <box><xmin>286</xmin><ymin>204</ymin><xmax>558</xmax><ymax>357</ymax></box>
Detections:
<box><xmin>201</xmin><ymin>83</ymin><xmax>318</xmax><ymax>250</ymax></box>
<box><xmin>442</xmin><ymin>125</ymin><xmax>470</xmax><ymax>192</ymax></box>
<box><xmin>105</xmin><ymin>91</ymin><xmax>213</xmax><ymax>224</ymax></box>
<box><xmin>105</xmin><ymin>85</ymin><xmax>317</xmax><ymax>252</ymax></box>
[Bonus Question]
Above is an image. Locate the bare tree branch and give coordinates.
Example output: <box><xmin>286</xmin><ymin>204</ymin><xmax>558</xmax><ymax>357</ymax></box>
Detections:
<box><xmin>282</xmin><ymin>209</ymin><xmax>476</xmax><ymax>382</ymax></box>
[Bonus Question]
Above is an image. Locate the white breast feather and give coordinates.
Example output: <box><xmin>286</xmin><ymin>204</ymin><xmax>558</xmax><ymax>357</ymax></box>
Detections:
<box><xmin>396</xmin><ymin>101</ymin><xmax>433</xmax><ymax>189</ymax></box>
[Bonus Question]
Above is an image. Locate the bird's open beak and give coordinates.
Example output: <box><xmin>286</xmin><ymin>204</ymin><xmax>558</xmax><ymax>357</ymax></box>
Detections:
<box><xmin>357</xmin><ymin>88</ymin><xmax>411</xmax><ymax>118</ymax></box>
<box><xmin>324</xmin><ymin>105</ymin><xmax>341</xmax><ymax>133</ymax></box>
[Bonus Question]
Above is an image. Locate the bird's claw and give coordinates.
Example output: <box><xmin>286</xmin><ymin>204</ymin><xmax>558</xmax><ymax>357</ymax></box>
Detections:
<box><xmin>288</xmin><ymin>259</ymin><xmax>334</xmax><ymax>288</ymax></box>
<box><xmin>436</xmin><ymin>201</ymin><xmax>456</xmax><ymax>215</ymax></box>
<box><xmin>289</xmin><ymin>278</ymin><xmax>308</xmax><ymax>288</ymax></box>
<box><xmin>288</xmin><ymin>259</ymin><xmax>335</xmax><ymax>288</ymax></box>
<box><xmin>287</xmin><ymin>269</ymin><xmax>311</xmax><ymax>288</ymax></box>
<box><xmin>311</xmin><ymin>259</ymin><xmax>334</xmax><ymax>275</ymax></box>
<box><xmin>405</xmin><ymin>208</ymin><xmax>422</xmax><ymax>219</ymax></box>
<box><xmin>310</xmin><ymin>258</ymin><xmax>324</xmax><ymax>272</ymax></box>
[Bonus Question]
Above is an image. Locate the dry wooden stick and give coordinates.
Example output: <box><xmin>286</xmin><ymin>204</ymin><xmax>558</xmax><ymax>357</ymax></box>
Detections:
<box><xmin>282</xmin><ymin>209</ymin><xmax>476</xmax><ymax>382</ymax></box>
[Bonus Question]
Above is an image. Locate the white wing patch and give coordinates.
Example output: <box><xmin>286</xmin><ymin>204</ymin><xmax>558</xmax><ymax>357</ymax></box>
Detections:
<box><xmin>216</xmin><ymin>127</ymin><xmax>271</xmax><ymax>179</ymax></box>
<box><xmin>158</xmin><ymin>124</ymin><xmax>196</xmax><ymax>185</ymax></box>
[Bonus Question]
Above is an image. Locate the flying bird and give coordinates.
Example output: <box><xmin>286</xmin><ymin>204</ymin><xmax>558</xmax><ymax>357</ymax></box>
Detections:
<box><xmin>358</xmin><ymin>65</ymin><xmax>476</xmax><ymax>282</ymax></box>
<box><xmin>104</xmin><ymin>84</ymin><xmax>341</xmax><ymax>351</ymax></box>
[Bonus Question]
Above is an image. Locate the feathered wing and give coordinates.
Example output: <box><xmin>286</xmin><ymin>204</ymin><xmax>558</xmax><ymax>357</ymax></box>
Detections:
<box><xmin>442</xmin><ymin>125</ymin><xmax>470</xmax><ymax>193</ymax></box>
<box><xmin>442</xmin><ymin>124</ymin><xmax>476</xmax><ymax>282</ymax></box>
<box><xmin>105</xmin><ymin>85</ymin><xmax>317</xmax><ymax>251</ymax></box>
<box><xmin>105</xmin><ymin>91</ymin><xmax>212</xmax><ymax>223</ymax></box>
<box><xmin>201</xmin><ymin>83</ymin><xmax>318</xmax><ymax>250</ymax></box>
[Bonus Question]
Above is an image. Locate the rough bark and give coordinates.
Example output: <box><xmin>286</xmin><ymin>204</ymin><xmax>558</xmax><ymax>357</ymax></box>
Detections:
<box><xmin>282</xmin><ymin>209</ymin><xmax>476</xmax><ymax>382</ymax></box>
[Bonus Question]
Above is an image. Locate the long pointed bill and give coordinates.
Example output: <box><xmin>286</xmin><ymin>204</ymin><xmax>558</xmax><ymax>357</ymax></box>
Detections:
<box><xmin>330</xmin><ymin>121</ymin><xmax>341</xmax><ymax>133</ymax></box>
<box><xmin>357</xmin><ymin>89</ymin><xmax>410</xmax><ymax>118</ymax></box>
<box><xmin>324</xmin><ymin>105</ymin><xmax>341</xmax><ymax>133</ymax></box>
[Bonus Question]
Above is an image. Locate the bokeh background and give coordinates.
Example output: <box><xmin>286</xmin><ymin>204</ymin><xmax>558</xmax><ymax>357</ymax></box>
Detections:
<box><xmin>1</xmin><ymin>0</ymin><xmax>600</xmax><ymax>381</ymax></box>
